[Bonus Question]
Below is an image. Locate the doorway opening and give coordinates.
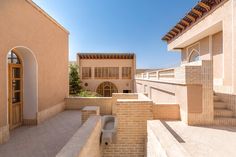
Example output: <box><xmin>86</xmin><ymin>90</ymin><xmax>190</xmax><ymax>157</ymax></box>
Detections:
<box><xmin>96</xmin><ymin>82</ymin><xmax>118</xmax><ymax>97</ymax></box>
<box><xmin>7</xmin><ymin>47</ymin><xmax>38</xmax><ymax>129</ymax></box>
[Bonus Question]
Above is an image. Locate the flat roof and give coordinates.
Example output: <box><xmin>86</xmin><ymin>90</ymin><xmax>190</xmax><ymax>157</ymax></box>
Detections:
<box><xmin>150</xmin><ymin>120</ymin><xmax>236</xmax><ymax>157</ymax></box>
<box><xmin>162</xmin><ymin>0</ymin><xmax>227</xmax><ymax>43</ymax></box>
<box><xmin>77</xmin><ymin>53</ymin><xmax>135</xmax><ymax>59</ymax></box>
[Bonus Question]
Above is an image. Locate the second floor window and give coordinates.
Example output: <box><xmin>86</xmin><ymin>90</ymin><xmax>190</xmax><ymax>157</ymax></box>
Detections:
<box><xmin>95</xmin><ymin>67</ymin><xmax>119</xmax><ymax>79</ymax></box>
<box><xmin>82</xmin><ymin>67</ymin><xmax>91</xmax><ymax>79</ymax></box>
<box><xmin>122</xmin><ymin>67</ymin><xmax>132</xmax><ymax>79</ymax></box>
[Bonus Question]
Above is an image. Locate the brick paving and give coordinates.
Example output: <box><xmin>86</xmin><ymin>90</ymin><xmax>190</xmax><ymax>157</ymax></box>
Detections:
<box><xmin>0</xmin><ymin>110</ymin><xmax>81</xmax><ymax>157</ymax></box>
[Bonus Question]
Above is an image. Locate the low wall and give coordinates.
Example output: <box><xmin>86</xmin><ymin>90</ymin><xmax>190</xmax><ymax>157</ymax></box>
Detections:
<box><xmin>56</xmin><ymin>115</ymin><xmax>102</xmax><ymax>157</ymax></box>
<box><xmin>147</xmin><ymin>120</ymin><xmax>190</xmax><ymax>157</ymax></box>
<box><xmin>135</xmin><ymin>60</ymin><xmax>213</xmax><ymax>125</ymax></box>
<box><xmin>0</xmin><ymin>124</ymin><xmax>9</xmax><ymax>144</ymax></box>
<box><xmin>103</xmin><ymin>98</ymin><xmax>153</xmax><ymax>157</ymax></box>
<box><xmin>153</xmin><ymin>104</ymin><xmax>180</xmax><ymax>120</ymax></box>
<box><xmin>37</xmin><ymin>101</ymin><xmax>65</xmax><ymax>124</ymax></box>
<box><xmin>65</xmin><ymin>97</ymin><xmax>113</xmax><ymax>115</ymax></box>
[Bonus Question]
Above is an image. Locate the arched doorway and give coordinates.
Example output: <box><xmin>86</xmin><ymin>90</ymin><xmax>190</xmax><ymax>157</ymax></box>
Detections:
<box><xmin>7</xmin><ymin>47</ymin><xmax>38</xmax><ymax>129</ymax></box>
<box><xmin>96</xmin><ymin>82</ymin><xmax>118</xmax><ymax>97</ymax></box>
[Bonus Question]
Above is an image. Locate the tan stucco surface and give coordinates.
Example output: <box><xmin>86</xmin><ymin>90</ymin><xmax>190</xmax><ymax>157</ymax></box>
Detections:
<box><xmin>0</xmin><ymin>0</ymin><xmax>69</xmax><ymax>126</ymax></box>
<box><xmin>77</xmin><ymin>57</ymin><xmax>136</xmax><ymax>93</ymax></box>
<box><xmin>168</xmin><ymin>0</ymin><xmax>235</xmax><ymax>92</ymax></box>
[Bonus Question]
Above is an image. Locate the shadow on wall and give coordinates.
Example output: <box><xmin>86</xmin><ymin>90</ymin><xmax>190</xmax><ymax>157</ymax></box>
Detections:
<box><xmin>215</xmin><ymin>92</ymin><xmax>236</xmax><ymax>117</ymax></box>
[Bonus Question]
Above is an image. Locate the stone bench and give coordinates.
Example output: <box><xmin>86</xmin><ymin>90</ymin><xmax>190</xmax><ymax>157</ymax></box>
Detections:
<box><xmin>81</xmin><ymin>106</ymin><xmax>100</xmax><ymax>123</ymax></box>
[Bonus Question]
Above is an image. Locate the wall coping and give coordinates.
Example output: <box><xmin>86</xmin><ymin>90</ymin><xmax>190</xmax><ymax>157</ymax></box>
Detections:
<box><xmin>117</xmin><ymin>99</ymin><xmax>153</xmax><ymax>104</ymax></box>
<box><xmin>56</xmin><ymin>115</ymin><xmax>101</xmax><ymax>157</ymax></box>
<box><xmin>65</xmin><ymin>97</ymin><xmax>112</xmax><ymax>100</ymax></box>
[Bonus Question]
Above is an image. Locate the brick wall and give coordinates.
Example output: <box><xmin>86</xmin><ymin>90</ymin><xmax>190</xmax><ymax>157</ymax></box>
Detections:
<box><xmin>103</xmin><ymin>99</ymin><xmax>153</xmax><ymax>157</ymax></box>
<box><xmin>56</xmin><ymin>116</ymin><xmax>102</xmax><ymax>157</ymax></box>
<box><xmin>81</xmin><ymin>106</ymin><xmax>100</xmax><ymax>123</ymax></box>
<box><xmin>135</xmin><ymin>60</ymin><xmax>214</xmax><ymax>125</ymax></box>
<box><xmin>65</xmin><ymin>97</ymin><xmax>112</xmax><ymax>115</ymax></box>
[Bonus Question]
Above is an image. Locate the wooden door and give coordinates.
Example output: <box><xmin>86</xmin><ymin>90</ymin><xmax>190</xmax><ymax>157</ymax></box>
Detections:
<box><xmin>8</xmin><ymin>64</ymin><xmax>23</xmax><ymax>129</ymax></box>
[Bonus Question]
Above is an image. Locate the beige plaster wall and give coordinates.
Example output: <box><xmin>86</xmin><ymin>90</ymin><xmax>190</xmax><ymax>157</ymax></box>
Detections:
<box><xmin>77</xmin><ymin>58</ymin><xmax>136</xmax><ymax>93</ymax></box>
<box><xmin>212</xmin><ymin>32</ymin><xmax>223</xmax><ymax>81</ymax></box>
<box><xmin>135</xmin><ymin>60</ymin><xmax>213</xmax><ymax>125</ymax></box>
<box><xmin>0</xmin><ymin>0</ymin><xmax>69</xmax><ymax>127</ymax></box>
<box><xmin>169</xmin><ymin>0</ymin><xmax>234</xmax><ymax>91</ymax></box>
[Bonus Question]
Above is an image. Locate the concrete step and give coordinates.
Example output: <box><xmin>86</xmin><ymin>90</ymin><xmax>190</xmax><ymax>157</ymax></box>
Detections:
<box><xmin>214</xmin><ymin>117</ymin><xmax>236</xmax><ymax>126</ymax></box>
<box><xmin>214</xmin><ymin>109</ymin><xmax>234</xmax><ymax>117</ymax></box>
<box><xmin>214</xmin><ymin>95</ymin><xmax>221</xmax><ymax>102</ymax></box>
<box><xmin>214</xmin><ymin>102</ymin><xmax>227</xmax><ymax>109</ymax></box>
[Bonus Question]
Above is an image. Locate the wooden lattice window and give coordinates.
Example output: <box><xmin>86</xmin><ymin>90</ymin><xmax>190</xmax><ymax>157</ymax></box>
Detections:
<box><xmin>95</xmin><ymin>67</ymin><xmax>119</xmax><ymax>79</ymax></box>
<box><xmin>82</xmin><ymin>67</ymin><xmax>91</xmax><ymax>79</ymax></box>
<box><xmin>122</xmin><ymin>67</ymin><xmax>132</xmax><ymax>79</ymax></box>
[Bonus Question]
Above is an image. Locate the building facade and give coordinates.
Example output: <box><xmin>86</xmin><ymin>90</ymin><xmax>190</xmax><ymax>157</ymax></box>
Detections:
<box><xmin>77</xmin><ymin>53</ymin><xmax>136</xmax><ymax>97</ymax></box>
<box><xmin>136</xmin><ymin>0</ymin><xmax>236</xmax><ymax>125</ymax></box>
<box><xmin>0</xmin><ymin>0</ymin><xmax>69</xmax><ymax>143</ymax></box>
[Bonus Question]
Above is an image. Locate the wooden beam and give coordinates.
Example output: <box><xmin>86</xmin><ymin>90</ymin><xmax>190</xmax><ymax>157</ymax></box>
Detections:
<box><xmin>181</xmin><ymin>19</ymin><xmax>190</xmax><ymax>26</ymax></box>
<box><xmin>215</xmin><ymin>0</ymin><xmax>221</xmax><ymax>4</ymax></box>
<box><xmin>173</xmin><ymin>27</ymin><xmax>181</xmax><ymax>33</ymax></box>
<box><xmin>192</xmin><ymin>8</ymin><xmax>203</xmax><ymax>17</ymax></box>
<box><xmin>166</xmin><ymin>33</ymin><xmax>174</xmax><ymax>38</ymax></box>
<box><xmin>170</xmin><ymin>30</ymin><xmax>177</xmax><ymax>36</ymax></box>
<box><xmin>164</xmin><ymin>36</ymin><xmax>171</xmax><ymax>40</ymax></box>
<box><xmin>186</xmin><ymin>14</ymin><xmax>196</xmax><ymax>22</ymax></box>
<box><xmin>177</xmin><ymin>23</ymin><xmax>185</xmax><ymax>30</ymax></box>
<box><xmin>198</xmin><ymin>2</ymin><xmax>210</xmax><ymax>11</ymax></box>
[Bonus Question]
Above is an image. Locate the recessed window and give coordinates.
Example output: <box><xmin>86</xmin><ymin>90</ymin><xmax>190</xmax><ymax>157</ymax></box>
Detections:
<box><xmin>122</xmin><ymin>67</ymin><xmax>132</xmax><ymax>79</ymax></box>
<box><xmin>189</xmin><ymin>50</ymin><xmax>200</xmax><ymax>62</ymax></box>
<box><xmin>82</xmin><ymin>67</ymin><xmax>91</xmax><ymax>79</ymax></box>
<box><xmin>95</xmin><ymin>67</ymin><xmax>119</xmax><ymax>79</ymax></box>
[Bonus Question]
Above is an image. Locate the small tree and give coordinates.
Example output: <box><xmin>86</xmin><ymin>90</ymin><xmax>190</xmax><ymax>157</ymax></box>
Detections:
<box><xmin>69</xmin><ymin>64</ymin><xmax>82</xmax><ymax>94</ymax></box>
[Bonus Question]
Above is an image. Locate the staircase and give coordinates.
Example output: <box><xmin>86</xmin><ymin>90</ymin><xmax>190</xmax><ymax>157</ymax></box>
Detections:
<box><xmin>214</xmin><ymin>94</ymin><xmax>236</xmax><ymax>126</ymax></box>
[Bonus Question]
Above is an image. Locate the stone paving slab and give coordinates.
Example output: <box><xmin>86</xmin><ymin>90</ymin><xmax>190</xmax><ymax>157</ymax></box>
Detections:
<box><xmin>166</xmin><ymin>121</ymin><xmax>236</xmax><ymax>157</ymax></box>
<box><xmin>0</xmin><ymin>110</ymin><xmax>81</xmax><ymax>157</ymax></box>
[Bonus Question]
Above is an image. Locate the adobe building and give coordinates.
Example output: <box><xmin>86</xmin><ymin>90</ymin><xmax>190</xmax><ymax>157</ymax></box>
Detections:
<box><xmin>0</xmin><ymin>0</ymin><xmax>69</xmax><ymax>143</ymax></box>
<box><xmin>136</xmin><ymin>0</ymin><xmax>236</xmax><ymax>125</ymax></box>
<box><xmin>77</xmin><ymin>53</ymin><xmax>136</xmax><ymax>97</ymax></box>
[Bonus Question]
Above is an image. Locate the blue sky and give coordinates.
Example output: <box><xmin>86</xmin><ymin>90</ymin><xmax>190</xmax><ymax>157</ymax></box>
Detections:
<box><xmin>33</xmin><ymin>0</ymin><xmax>198</xmax><ymax>69</ymax></box>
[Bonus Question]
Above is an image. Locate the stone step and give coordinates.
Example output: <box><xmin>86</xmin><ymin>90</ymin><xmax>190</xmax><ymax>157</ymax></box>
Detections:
<box><xmin>214</xmin><ymin>117</ymin><xmax>236</xmax><ymax>126</ymax></box>
<box><xmin>214</xmin><ymin>109</ymin><xmax>234</xmax><ymax>117</ymax></box>
<box><xmin>214</xmin><ymin>95</ymin><xmax>221</xmax><ymax>102</ymax></box>
<box><xmin>214</xmin><ymin>102</ymin><xmax>227</xmax><ymax>109</ymax></box>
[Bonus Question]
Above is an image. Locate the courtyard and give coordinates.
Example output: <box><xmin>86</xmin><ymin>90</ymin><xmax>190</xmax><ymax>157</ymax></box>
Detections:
<box><xmin>0</xmin><ymin>111</ymin><xmax>81</xmax><ymax>157</ymax></box>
